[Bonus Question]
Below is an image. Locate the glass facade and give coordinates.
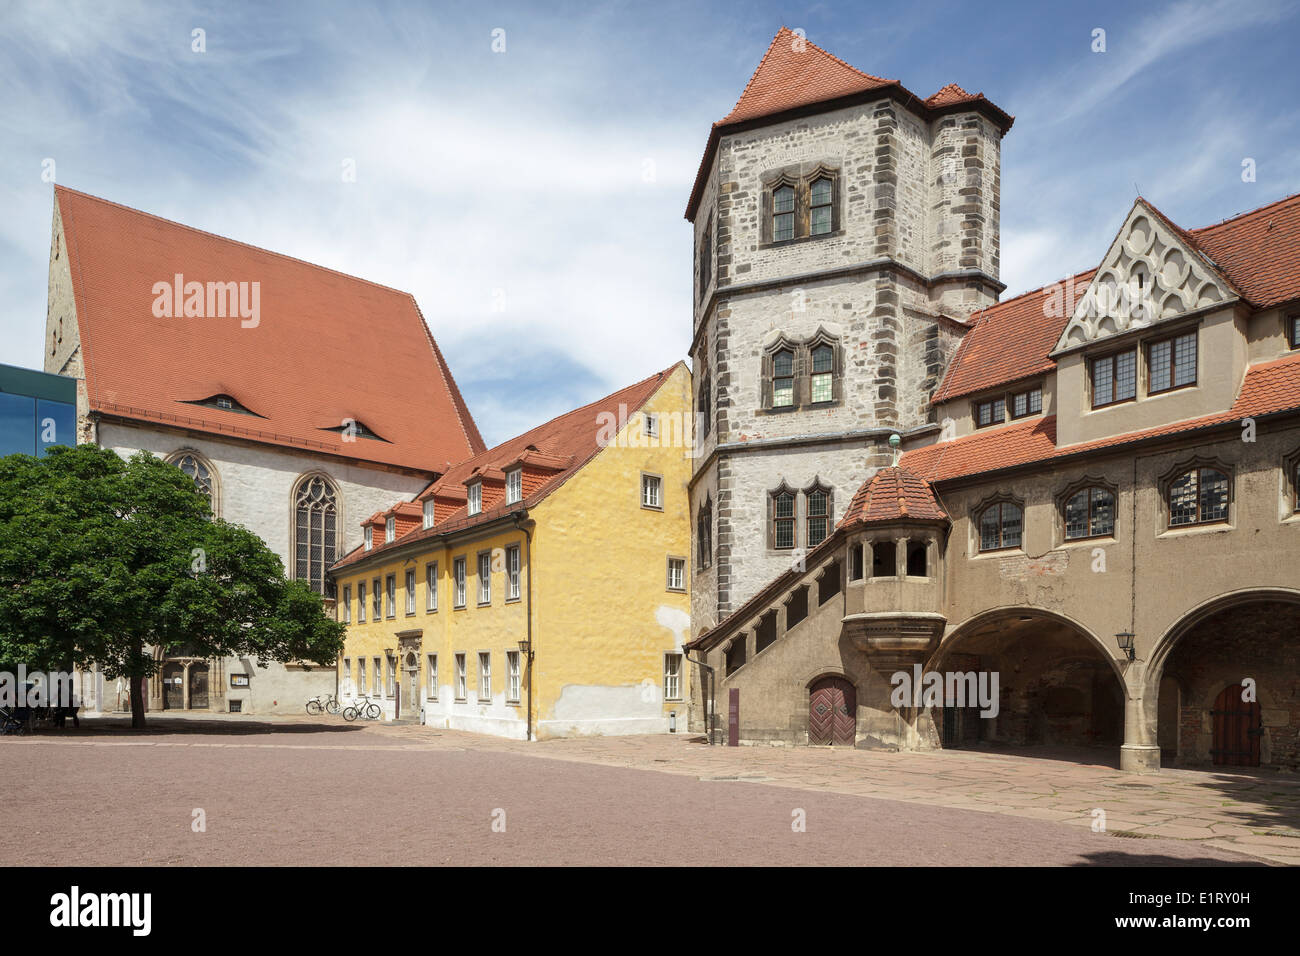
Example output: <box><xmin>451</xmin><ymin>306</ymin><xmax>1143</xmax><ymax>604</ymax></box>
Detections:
<box><xmin>0</xmin><ymin>363</ymin><xmax>77</xmax><ymax>457</ymax></box>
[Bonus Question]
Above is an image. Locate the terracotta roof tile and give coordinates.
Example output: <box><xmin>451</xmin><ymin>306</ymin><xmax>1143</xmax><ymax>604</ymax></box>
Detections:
<box><xmin>839</xmin><ymin>466</ymin><xmax>948</xmax><ymax>526</ymax></box>
<box><xmin>906</xmin><ymin>352</ymin><xmax>1300</xmax><ymax>484</ymax></box>
<box><xmin>931</xmin><ymin>193</ymin><xmax>1300</xmax><ymax>404</ymax></box>
<box><xmin>55</xmin><ymin>186</ymin><xmax>485</xmax><ymax>472</ymax></box>
<box><xmin>332</xmin><ymin>362</ymin><xmax>684</xmax><ymax>569</ymax></box>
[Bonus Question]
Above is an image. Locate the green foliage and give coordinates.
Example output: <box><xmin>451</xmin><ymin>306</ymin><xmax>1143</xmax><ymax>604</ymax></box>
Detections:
<box><xmin>0</xmin><ymin>444</ymin><xmax>344</xmax><ymax>687</ymax></box>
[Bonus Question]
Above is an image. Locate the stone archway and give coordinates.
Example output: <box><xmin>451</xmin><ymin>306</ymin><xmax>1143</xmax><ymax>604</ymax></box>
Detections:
<box><xmin>1147</xmin><ymin>589</ymin><xmax>1300</xmax><ymax>771</ymax></box>
<box><xmin>925</xmin><ymin>608</ymin><xmax>1127</xmax><ymax>763</ymax></box>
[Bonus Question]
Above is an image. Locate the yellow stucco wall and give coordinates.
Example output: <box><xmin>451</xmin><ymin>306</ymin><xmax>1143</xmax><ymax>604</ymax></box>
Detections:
<box><xmin>332</xmin><ymin>363</ymin><xmax>693</xmax><ymax>739</ymax></box>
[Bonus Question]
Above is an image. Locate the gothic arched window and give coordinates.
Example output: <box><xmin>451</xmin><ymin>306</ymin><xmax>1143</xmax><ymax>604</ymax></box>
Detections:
<box><xmin>805</xmin><ymin>484</ymin><xmax>832</xmax><ymax>547</ymax></box>
<box><xmin>772</xmin><ymin>349</ymin><xmax>795</xmax><ymax>408</ymax></box>
<box><xmin>1168</xmin><ymin>467</ymin><xmax>1229</xmax><ymax>528</ymax></box>
<box><xmin>293</xmin><ymin>474</ymin><xmax>339</xmax><ymax>594</ymax></box>
<box><xmin>167</xmin><ymin>450</ymin><xmax>218</xmax><ymax>517</ymax></box>
<box><xmin>978</xmin><ymin>501</ymin><xmax>1023</xmax><ymax>552</ymax></box>
<box><xmin>772</xmin><ymin>185</ymin><xmax>795</xmax><ymax>242</ymax></box>
<box><xmin>810</xmin><ymin>177</ymin><xmax>833</xmax><ymax>235</ymax></box>
<box><xmin>1063</xmin><ymin>485</ymin><xmax>1115</xmax><ymax>540</ymax></box>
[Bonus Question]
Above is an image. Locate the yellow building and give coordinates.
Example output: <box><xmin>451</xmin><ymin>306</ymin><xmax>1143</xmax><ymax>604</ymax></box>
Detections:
<box><xmin>329</xmin><ymin>363</ymin><xmax>693</xmax><ymax>739</ymax></box>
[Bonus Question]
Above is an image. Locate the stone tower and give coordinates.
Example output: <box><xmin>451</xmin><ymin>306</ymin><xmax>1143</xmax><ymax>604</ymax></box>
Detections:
<box><xmin>687</xmin><ymin>28</ymin><xmax>1013</xmax><ymax>630</ymax></box>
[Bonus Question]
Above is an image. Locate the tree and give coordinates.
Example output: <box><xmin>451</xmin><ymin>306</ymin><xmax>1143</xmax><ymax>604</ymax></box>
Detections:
<box><xmin>0</xmin><ymin>445</ymin><xmax>345</xmax><ymax>727</ymax></box>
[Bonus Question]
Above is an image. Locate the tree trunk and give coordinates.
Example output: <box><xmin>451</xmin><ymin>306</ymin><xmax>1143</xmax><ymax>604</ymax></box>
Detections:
<box><xmin>130</xmin><ymin>676</ymin><xmax>146</xmax><ymax>729</ymax></box>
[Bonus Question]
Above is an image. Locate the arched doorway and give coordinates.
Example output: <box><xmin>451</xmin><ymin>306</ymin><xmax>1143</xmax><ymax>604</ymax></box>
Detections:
<box><xmin>809</xmin><ymin>676</ymin><xmax>855</xmax><ymax>746</ymax></box>
<box><xmin>162</xmin><ymin>662</ymin><xmax>184</xmax><ymax>710</ymax></box>
<box><xmin>928</xmin><ymin>609</ymin><xmax>1125</xmax><ymax>761</ymax></box>
<box><xmin>1152</xmin><ymin>590</ymin><xmax>1300</xmax><ymax>770</ymax></box>
<box><xmin>188</xmin><ymin>663</ymin><xmax>209</xmax><ymax>710</ymax></box>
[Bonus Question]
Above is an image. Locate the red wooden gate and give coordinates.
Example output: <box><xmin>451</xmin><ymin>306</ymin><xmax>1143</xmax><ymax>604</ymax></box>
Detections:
<box><xmin>809</xmin><ymin>677</ymin><xmax>856</xmax><ymax>746</ymax></box>
<box><xmin>1211</xmin><ymin>684</ymin><xmax>1261</xmax><ymax>767</ymax></box>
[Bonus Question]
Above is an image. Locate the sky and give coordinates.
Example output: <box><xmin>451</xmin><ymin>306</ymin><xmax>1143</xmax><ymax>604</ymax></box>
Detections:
<box><xmin>2</xmin><ymin>0</ymin><xmax>1299</xmax><ymax>447</ymax></box>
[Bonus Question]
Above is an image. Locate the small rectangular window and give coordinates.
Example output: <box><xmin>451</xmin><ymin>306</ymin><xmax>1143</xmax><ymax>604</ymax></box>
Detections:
<box><xmin>505</xmin><ymin>469</ymin><xmax>522</xmax><ymax>505</ymax></box>
<box><xmin>507</xmin><ymin>651</ymin><xmax>521</xmax><ymax>703</ymax></box>
<box><xmin>385</xmin><ymin>573</ymin><xmax>396</xmax><ymax>619</ymax></box>
<box><xmin>341</xmin><ymin>585</ymin><xmax>351</xmax><ymax>623</ymax></box>
<box><xmin>384</xmin><ymin>516</ymin><xmax>395</xmax><ymax>543</ymax></box>
<box><xmin>664</xmin><ymin>653</ymin><xmax>682</xmax><ymax>701</ymax></box>
<box><xmin>422</xmin><ymin>498</ymin><xmax>435</xmax><ymax>529</ymax></box>
<box><xmin>468</xmin><ymin>482</ymin><xmax>482</xmax><ymax>516</ymax></box>
<box><xmin>1010</xmin><ymin>387</ymin><xmax>1042</xmax><ymax>419</ymax></box>
<box><xmin>453</xmin><ymin>557</ymin><xmax>467</xmax><ymax>608</ymax></box>
<box><xmin>364</xmin><ymin>526</ymin><xmax>372</xmax><ymax>551</ymax></box>
<box><xmin>477</xmin><ymin>551</ymin><xmax>492</xmax><ymax>605</ymax></box>
<box><xmin>357</xmin><ymin>582</ymin><xmax>367</xmax><ymax>622</ymax></box>
<box><xmin>478</xmin><ymin>652</ymin><xmax>491</xmax><ymax>701</ymax></box>
<box><xmin>1147</xmin><ymin>331</ymin><xmax>1197</xmax><ymax>394</ymax></box>
<box><xmin>644</xmin><ymin>413</ymin><xmax>659</xmax><ymax>438</ymax></box>
<box><xmin>426</xmin><ymin>654</ymin><xmax>438</xmax><ymax>700</ymax></box>
<box><xmin>975</xmin><ymin>397</ymin><xmax>1006</xmax><ymax>428</ymax></box>
<box><xmin>455</xmin><ymin>653</ymin><xmax>467</xmax><ymax>700</ymax></box>
<box><xmin>342</xmin><ymin>657</ymin><xmax>351</xmax><ymax>690</ymax></box>
<box><xmin>642</xmin><ymin>474</ymin><xmax>662</xmax><ymax>509</ymax></box>
<box><xmin>506</xmin><ymin>544</ymin><xmax>521</xmax><ymax>601</ymax></box>
<box><xmin>667</xmin><ymin>557</ymin><xmax>686</xmax><ymax>591</ymax></box>
<box><xmin>404</xmin><ymin>568</ymin><xmax>415</xmax><ymax>615</ymax></box>
<box><xmin>1290</xmin><ymin>315</ymin><xmax>1300</xmax><ymax>349</ymax></box>
<box><xmin>426</xmin><ymin>562</ymin><xmax>438</xmax><ymax>612</ymax></box>
<box><xmin>1091</xmin><ymin>349</ymin><xmax>1137</xmax><ymax>407</ymax></box>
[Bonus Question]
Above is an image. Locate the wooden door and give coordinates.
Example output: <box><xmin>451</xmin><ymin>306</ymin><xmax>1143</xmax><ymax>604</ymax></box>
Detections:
<box><xmin>189</xmin><ymin>665</ymin><xmax>209</xmax><ymax>710</ymax></box>
<box><xmin>1212</xmin><ymin>684</ymin><xmax>1261</xmax><ymax>767</ymax></box>
<box><xmin>162</xmin><ymin>663</ymin><xmax>183</xmax><ymax>710</ymax></box>
<box><xmin>809</xmin><ymin>677</ymin><xmax>856</xmax><ymax>746</ymax></box>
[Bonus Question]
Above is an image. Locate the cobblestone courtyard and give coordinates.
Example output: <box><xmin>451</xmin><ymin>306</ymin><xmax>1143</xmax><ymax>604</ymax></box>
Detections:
<box><xmin>1</xmin><ymin>715</ymin><xmax>1295</xmax><ymax>866</ymax></box>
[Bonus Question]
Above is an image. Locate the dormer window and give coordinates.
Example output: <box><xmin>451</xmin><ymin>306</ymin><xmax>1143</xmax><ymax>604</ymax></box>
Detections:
<box><xmin>216</xmin><ymin>396</ymin><xmax>233</xmax><ymax>410</ymax></box>
<box><xmin>506</xmin><ymin>468</ymin><xmax>522</xmax><ymax>505</ymax></box>
<box><xmin>1010</xmin><ymin>386</ymin><xmax>1042</xmax><ymax>419</ymax></box>
<box><xmin>467</xmin><ymin>481</ymin><xmax>482</xmax><ymax>516</ymax></box>
<box><xmin>810</xmin><ymin>178</ymin><xmax>833</xmax><ymax>236</ymax></box>
<box><xmin>1147</xmin><ymin>331</ymin><xmax>1197</xmax><ymax>394</ymax></box>
<box><xmin>773</xmin><ymin>185</ymin><xmax>795</xmax><ymax>242</ymax></box>
<box><xmin>364</xmin><ymin>526</ymin><xmax>373</xmax><ymax>551</ymax></box>
<box><xmin>975</xmin><ymin>398</ymin><xmax>1006</xmax><ymax>428</ymax></box>
<box><xmin>422</xmin><ymin>498</ymin><xmax>435</xmax><ymax>529</ymax></box>
<box><xmin>183</xmin><ymin>393</ymin><xmax>258</xmax><ymax>416</ymax></box>
<box><xmin>322</xmin><ymin>419</ymin><xmax>388</xmax><ymax>442</ymax></box>
<box><xmin>384</xmin><ymin>516</ymin><xmax>395</xmax><ymax>543</ymax></box>
<box><xmin>1090</xmin><ymin>348</ymin><xmax>1137</xmax><ymax>408</ymax></box>
<box><xmin>1289</xmin><ymin>314</ymin><xmax>1300</xmax><ymax>349</ymax></box>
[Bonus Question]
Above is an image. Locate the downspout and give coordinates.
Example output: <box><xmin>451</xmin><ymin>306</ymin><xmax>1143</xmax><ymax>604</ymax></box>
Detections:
<box><xmin>684</xmin><ymin>645</ymin><xmax>716</xmax><ymax>745</ymax></box>
<box><xmin>513</xmin><ymin>511</ymin><xmax>535</xmax><ymax>742</ymax></box>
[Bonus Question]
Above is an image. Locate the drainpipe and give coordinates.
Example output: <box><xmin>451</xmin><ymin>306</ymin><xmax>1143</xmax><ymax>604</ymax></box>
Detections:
<box><xmin>684</xmin><ymin>645</ymin><xmax>716</xmax><ymax>745</ymax></box>
<box><xmin>513</xmin><ymin>511</ymin><xmax>535</xmax><ymax>742</ymax></box>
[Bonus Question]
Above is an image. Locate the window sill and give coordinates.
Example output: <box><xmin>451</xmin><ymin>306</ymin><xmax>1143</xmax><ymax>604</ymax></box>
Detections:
<box><xmin>1157</xmin><ymin>521</ymin><xmax>1232</xmax><ymax>540</ymax></box>
<box><xmin>641</xmin><ymin>505</ymin><xmax>664</xmax><ymax>512</ymax></box>
<box><xmin>666</xmin><ymin>587</ymin><xmax>686</xmax><ymax>594</ymax></box>
<box><xmin>505</xmin><ymin>596</ymin><xmax>521</xmax><ymax>604</ymax></box>
<box><xmin>477</xmin><ymin>601</ymin><xmax>492</xmax><ymax>608</ymax></box>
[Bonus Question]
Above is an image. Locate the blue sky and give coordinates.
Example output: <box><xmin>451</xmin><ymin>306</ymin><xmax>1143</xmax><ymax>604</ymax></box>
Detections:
<box><xmin>2</xmin><ymin>0</ymin><xmax>1298</xmax><ymax>446</ymax></box>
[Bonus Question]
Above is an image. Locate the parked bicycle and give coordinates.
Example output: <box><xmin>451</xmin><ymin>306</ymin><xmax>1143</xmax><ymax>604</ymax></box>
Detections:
<box><xmin>305</xmin><ymin>693</ymin><xmax>342</xmax><ymax>716</ymax></box>
<box><xmin>342</xmin><ymin>695</ymin><xmax>382</xmax><ymax>721</ymax></box>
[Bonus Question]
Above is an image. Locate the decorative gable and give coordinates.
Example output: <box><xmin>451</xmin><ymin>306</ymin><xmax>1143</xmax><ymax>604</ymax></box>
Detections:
<box><xmin>1053</xmin><ymin>200</ymin><xmax>1236</xmax><ymax>354</ymax></box>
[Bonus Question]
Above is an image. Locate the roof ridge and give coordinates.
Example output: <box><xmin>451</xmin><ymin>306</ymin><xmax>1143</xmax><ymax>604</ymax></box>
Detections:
<box><xmin>53</xmin><ymin>185</ymin><xmax>415</xmax><ymax>299</ymax></box>
<box><xmin>1191</xmin><ymin>190</ymin><xmax>1300</xmax><ymax>235</ymax></box>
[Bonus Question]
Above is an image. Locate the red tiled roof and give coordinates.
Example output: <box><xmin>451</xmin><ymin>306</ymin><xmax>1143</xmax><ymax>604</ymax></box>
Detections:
<box><xmin>55</xmin><ymin>186</ymin><xmax>485</xmax><ymax>472</ymax></box>
<box><xmin>931</xmin><ymin>193</ymin><xmax>1300</xmax><ymax>404</ymax></box>
<box><xmin>685</xmin><ymin>28</ymin><xmax>1013</xmax><ymax>221</ymax></box>
<box><xmin>839</xmin><ymin>466</ymin><xmax>949</xmax><ymax>526</ymax></box>
<box><xmin>332</xmin><ymin>362</ymin><xmax>685</xmax><ymax>569</ymax></box>
<box><xmin>905</xmin><ymin>352</ymin><xmax>1300</xmax><ymax>484</ymax></box>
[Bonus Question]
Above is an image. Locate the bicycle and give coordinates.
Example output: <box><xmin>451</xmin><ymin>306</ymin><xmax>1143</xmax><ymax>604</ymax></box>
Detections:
<box><xmin>305</xmin><ymin>693</ymin><xmax>342</xmax><ymax>716</ymax></box>
<box><xmin>342</xmin><ymin>695</ymin><xmax>382</xmax><ymax>721</ymax></box>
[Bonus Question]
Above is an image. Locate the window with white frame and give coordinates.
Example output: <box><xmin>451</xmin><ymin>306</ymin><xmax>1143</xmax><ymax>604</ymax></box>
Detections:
<box><xmin>342</xmin><ymin>657</ymin><xmax>351</xmax><ymax>694</ymax></box>
<box><xmin>404</xmin><ymin>568</ymin><xmax>415</xmax><ymax>615</ymax></box>
<box><xmin>644</xmin><ymin>413</ymin><xmax>659</xmax><ymax>439</ymax></box>
<box><xmin>357</xmin><ymin>581</ymin><xmax>367</xmax><ymax>622</ymax></box>
<box><xmin>358</xmin><ymin>657</ymin><xmax>367</xmax><ymax>695</ymax></box>
<box><xmin>667</xmin><ymin>557</ymin><xmax>685</xmax><ymax>592</ymax></box>
<box><xmin>664</xmin><ymin>653</ymin><xmax>682</xmax><ymax>701</ymax></box>
<box><xmin>372</xmin><ymin>578</ymin><xmax>381</xmax><ymax>619</ymax></box>
<box><xmin>507</xmin><ymin>651</ymin><xmax>521</xmax><ymax>703</ymax></box>
<box><xmin>422</xmin><ymin>498</ymin><xmax>435</xmax><ymax>529</ymax></box>
<box><xmin>468</xmin><ymin>481</ymin><xmax>482</xmax><ymax>516</ymax></box>
<box><xmin>506</xmin><ymin>468</ymin><xmax>522</xmax><ymax>505</ymax></box>
<box><xmin>341</xmin><ymin>585</ymin><xmax>351</xmax><ymax>623</ymax></box>
<box><xmin>426</xmin><ymin>562</ymin><xmax>438</xmax><ymax>611</ymax></box>
<box><xmin>478</xmin><ymin>652</ymin><xmax>491</xmax><ymax>701</ymax></box>
<box><xmin>455</xmin><ymin>653</ymin><xmax>466</xmax><ymax>699</ymax></box>
<box><xmin>385</xmin><ymin>656</ymin><xmax>395</xmax><ymax>697</ymax></box>
<box><xmin>385</xmin><ymin>573</ymin><xmax>396</xmax><ymax>618</ymax></box>
<box><xmin>506</xmin><ymin>544</ymin><xmax>521</xmax><ymax>601</ymax></box>
<box><xmin>384</xmin><ymin>516</ymin><xmax>395</xmax><ymax>543</ymax></box>
<box><xmin>371</xmin><ymin>656</ymin><xmax>381</xmax><ymax>696</ymax></box>
<box><xmin>453</xmin><ymin>557</ymin><xmax>467</xmax><ymax>608</ymax></box>
<box><xmin>363</xmin><ymin>526</ymin><xmax>373</xmax><ymax>551</ymax></box>
<box><xmin>642</xmin><ymin>474</ymin><xmax>662</xmax><ymax>509</ymax></box>
<box><xmin>477</xmin><ymin>551</ymin><xmax>492</xmax><ymax>604</ymax></box>
<box><xmin>427</xmin><ymin>654</ymin><xmax>438</xmax><ymax>699</ymax></box>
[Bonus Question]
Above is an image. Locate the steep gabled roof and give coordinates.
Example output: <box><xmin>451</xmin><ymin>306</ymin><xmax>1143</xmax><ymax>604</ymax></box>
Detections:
<box><xmin>931</xmin><ymin>193</ymin><xmax>1300</xmax><ymax>405</ymax></box>
<box><xmin>685</xmin><ymin>28</ymin><xmax>1013</xmax><ymax>221</ymax></box>
<box><xmin>332</xmin><ymin>362</ymin><xmax>685</xmax><ymax>569</ymax></box>
<box><xmin>55</xmin><ymin>186</ymin><xmax>485</xmax><ymax>472</ymax></box>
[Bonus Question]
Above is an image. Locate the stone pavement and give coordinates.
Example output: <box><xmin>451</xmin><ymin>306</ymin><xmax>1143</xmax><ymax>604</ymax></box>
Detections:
<box><xmin>357</xmin><ymin>722</ymin><xmax>1300</xmax><ymax>865</ymax></box>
